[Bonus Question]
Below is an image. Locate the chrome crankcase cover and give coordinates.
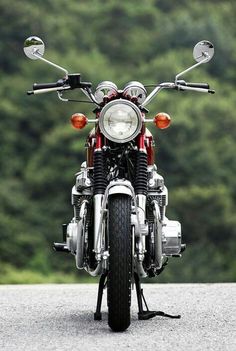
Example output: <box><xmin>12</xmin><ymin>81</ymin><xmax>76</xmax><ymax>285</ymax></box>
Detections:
<box><xmin>162</xmin><ymin>220</ymin><xmax>182</xmax><ymax>256</ymax></box>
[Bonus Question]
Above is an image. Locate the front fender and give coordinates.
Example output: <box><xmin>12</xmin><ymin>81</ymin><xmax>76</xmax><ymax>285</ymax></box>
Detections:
<box><xmin>93</xmin><ymin>179</ymin><xmax>134</xmax><ymax>263</ymax></box>
<box><xmin>108</xmin><ymin>180</ymin><xmax>133</xmax><ymax>197</ymax></box>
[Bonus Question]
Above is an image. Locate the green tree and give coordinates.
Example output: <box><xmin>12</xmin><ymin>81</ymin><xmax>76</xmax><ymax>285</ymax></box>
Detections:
<box><xmin>0</xmin><ymin>0</ymin><xmax>235</xmax><ymax>283</ymax></box>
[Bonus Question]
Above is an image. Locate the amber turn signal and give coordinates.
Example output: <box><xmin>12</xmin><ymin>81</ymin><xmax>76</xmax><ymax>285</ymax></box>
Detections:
<box><xmin>154</xmin><ymin>112</ymin><xmax>171</xmax><ymax>129</ymax></box>
<box><xmin>71</xmin><ymin>113</ymin><xmax>88</xmax><ymax>129</ymax></box>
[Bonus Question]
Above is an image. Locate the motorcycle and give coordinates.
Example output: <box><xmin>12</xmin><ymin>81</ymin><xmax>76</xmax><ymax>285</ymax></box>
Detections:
<box><xmin>23</xmin><ymin>37</ymin><xmax>214</xmax><ymax>332</ymax></box>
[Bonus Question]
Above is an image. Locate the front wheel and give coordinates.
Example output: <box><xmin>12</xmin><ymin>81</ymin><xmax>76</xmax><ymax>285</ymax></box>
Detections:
<box><xmin>107</xmin><ymin>194</ymin><xmax>132</xmax><ymax>332</ymax></box>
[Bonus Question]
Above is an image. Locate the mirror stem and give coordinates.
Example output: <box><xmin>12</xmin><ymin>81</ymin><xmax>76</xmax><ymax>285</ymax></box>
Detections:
<box><xmin>33</xmin><ymin>49</ymin><xmax>68</xmax><ymax>77</ymax></box>
<box><xmin>175</xmin><ymin>55</ymin><xmax>209</xmax><ymax>83</ymax></box>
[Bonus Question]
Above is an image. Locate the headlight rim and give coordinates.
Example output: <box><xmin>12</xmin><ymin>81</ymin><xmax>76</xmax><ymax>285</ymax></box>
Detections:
<box><xmin>99</xmin><ymin>99</ymin><xmax>142</xmax><ymax>143</ymax></box>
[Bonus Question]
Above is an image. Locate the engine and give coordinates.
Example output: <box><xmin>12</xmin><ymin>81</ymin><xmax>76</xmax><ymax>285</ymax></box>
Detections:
<box><xmin>66</xmin><ymin>161</ymin><xmax>93</xmax><ymax>267</ymax></box>
<box><xmin>147</xmin><ymin>164</ymin><xmax>184</xmax><ymax>258</ymax></box>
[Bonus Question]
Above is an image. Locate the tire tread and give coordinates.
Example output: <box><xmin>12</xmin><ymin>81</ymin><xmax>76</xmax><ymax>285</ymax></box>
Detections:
<box><xmin>107</xmin><ymin>194</ymin><xmax>131</xmax><ymax>332</ymax></box>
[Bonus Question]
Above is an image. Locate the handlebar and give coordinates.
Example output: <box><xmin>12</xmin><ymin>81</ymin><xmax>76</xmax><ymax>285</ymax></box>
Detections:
<box><xmin>27</xmin><ymin>86</ymin><xmax>71</xmax><ymax>95</ymax></box>
<box><xmin>33</xmin><ymin>79</ymin><xmax>65</xmax><ymax>91</ymax></box>
<box><xmin>176</xmin><ymin>80</ymin><xmax>215</xmax><ymax>94</ymax></box>
<box><xmin>31</xmin><ymin>74</ymin><xmax>92</xmax><ymax>92</ymax></box>
<box><xmin>27</xmin><ymin>75</ymin><xmax>214</xmax><ymax>107</ymax></box>
<box><xmin>176</xmin><ymin>80</ymin><xmax>210</xmax><ymax>89</ymax></box>
<box><xmin>141</xmin><ymin>80</ymin><xmax>214</xmax><ymax>107</ymax></box>
<box><xmin>27</xmin><ymin>73</ymin><xmax>95</xmax><ymax>99</ymax></box>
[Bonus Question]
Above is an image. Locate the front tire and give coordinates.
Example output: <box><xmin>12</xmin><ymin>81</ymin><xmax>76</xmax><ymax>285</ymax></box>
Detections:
<box><xmin>107</xmin><ymin>194</ymin><xmax>132</xmax><ymax>332</ymax></box>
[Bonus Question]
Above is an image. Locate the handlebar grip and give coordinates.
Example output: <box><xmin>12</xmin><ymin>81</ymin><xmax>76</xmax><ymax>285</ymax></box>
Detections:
<box><xmin>185</xmin><ymin>82</ymin><xmax>210</xmax><ymax>89</ymax></box>
<box><xmin>33</xmin><ymin>79</ymin><xmax>65</xmax><ymax>90</ymax></box>
<box><xmin>177</xmin><ymin>80</ymin><xmax>209</xmax><ymax>89</ymax></box>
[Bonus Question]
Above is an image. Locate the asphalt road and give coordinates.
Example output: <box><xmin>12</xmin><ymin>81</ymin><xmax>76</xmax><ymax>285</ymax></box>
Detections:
<box><xmin>0</xmin><ymin>283</ymin><xmax>235</xmax><ymax>351</ymax></box>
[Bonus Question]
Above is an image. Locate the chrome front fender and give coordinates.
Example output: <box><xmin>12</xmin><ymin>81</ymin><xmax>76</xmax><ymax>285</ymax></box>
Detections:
<box><xmin>94</xmin><ymin>180</ymin><xmax>134</xmax><ymax>260</ymax></box>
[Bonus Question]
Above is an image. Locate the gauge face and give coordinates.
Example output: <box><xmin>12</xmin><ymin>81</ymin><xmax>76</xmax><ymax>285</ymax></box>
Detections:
<box><xmin>94</xmin><ymin>81</ymin><xmax>118</xmax><ymax>104</ymax></box>
<box><xmin>123</xmin><ymin>81</ymin><xmax>147</xmax><ymax>104</ymax></box>
<box><xmin>99</xmin><ymin>100</ymin><xmax>142</xmax><ymax>143</ymax></box>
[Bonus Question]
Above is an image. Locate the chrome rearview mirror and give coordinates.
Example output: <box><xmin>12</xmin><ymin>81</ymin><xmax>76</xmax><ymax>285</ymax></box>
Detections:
<box><xmin>23</xmin><ymin>36</ymin><xmax>68</xmax><ymax>77</ymax></box>
<box><xmin>193</xmin><ymin>40</ymin><xmax>214</xmax><ymax>63</ymax></box>
<box><xmin>175</xmin><ymin>39</ymin><xmax>214</xmax><ymax>83</ymax></box>
<box><xmin>23</xmin><ymin>36</ymin><xmax>45</xmax><ymax>60</ymax></box>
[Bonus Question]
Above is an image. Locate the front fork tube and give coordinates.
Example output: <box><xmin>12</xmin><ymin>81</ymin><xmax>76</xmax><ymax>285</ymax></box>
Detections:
<box><xmin>94</xmin><ymin>194</ymin><xmax>147</xmax><ymax>265</ymax></box>
<box><xmin>94</xmin><ymin>194</ymin><xmax>104</xmax><ymax>262</ymax></box>
<box><xmin>136</xmin><ymin>194</ymin><xmax>147</xmax><ymax>262</ymax></box>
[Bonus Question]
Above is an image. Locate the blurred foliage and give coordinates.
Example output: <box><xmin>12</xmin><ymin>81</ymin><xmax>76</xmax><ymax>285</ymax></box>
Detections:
<box><xmin>0</xmin><ymin>0</ymin><xmax>235</xmax><ymax>283</ymax></box>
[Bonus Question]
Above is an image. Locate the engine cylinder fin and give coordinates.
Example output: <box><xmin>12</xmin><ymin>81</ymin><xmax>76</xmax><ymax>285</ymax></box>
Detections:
<box><xmin>73</xmin><ymin>194</ymin><xmax>92</xmax><ymax>221</ymax></box>
<box><xmin>147</xmin><ymin>195</ymin><xmax>166</xmax><ymax>222</ymax></box>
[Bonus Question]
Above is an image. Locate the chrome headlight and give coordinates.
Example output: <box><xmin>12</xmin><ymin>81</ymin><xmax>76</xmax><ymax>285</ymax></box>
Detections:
<box><xmin>99</xmin><ymin>100</ymin><xmax>142</xmax><ymax>143</ymax></box>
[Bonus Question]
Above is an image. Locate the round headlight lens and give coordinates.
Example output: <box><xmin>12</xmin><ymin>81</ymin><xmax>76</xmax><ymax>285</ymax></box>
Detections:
<box><xmin>99</xmin><ymin>100</ymin><xmax>142</xmax><ymax>143</ymax></box>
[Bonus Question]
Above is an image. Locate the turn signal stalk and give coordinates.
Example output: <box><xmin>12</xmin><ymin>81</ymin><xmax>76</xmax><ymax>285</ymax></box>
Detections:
<box><xmin>71</xmin><ymin>113</ymin><xmax>88</xmax><ymax>129</ymax></box>
<box><xmin>154</xmin><ymin>112</ymin><xmax>171</xmax><ymax>129</ymax></box>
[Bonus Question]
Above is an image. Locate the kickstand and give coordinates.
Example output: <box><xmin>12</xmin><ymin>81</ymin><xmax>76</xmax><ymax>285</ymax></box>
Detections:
<box><xmin>134</xmin><ymin>272</ymin><xmax>181</xmax><ymax>320</ymax></box>
<box><xmin>94</xmin><ymin>271</ymin><xmax>108</xmax><ymax>320</ymax></box>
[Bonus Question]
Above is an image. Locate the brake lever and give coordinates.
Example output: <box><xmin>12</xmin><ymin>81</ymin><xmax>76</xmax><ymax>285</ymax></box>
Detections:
<box><xmin>27</xmin><ymin>86</ymin><xmax>71</xmax><ymax>95</ymax></box>
<box><xmin>176</xmin><ymin>85</ymin><xmax>215</xmax><ymax>94</ymax></box>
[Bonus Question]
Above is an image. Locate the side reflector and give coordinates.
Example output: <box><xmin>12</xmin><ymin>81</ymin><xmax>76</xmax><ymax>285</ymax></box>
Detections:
<box><xmin>71</xmin><ymin>113</ymin><xmax>87</xmax><ymax>129</ymax></box>
<box><xmin>154</xmin><ymin>112</ymin><xmax>171</xmax><ymax>129</ymax></box>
